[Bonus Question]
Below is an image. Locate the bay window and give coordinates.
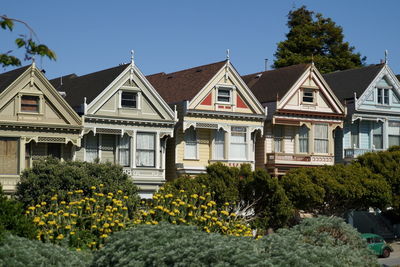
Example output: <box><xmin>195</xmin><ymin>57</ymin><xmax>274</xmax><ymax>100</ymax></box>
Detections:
<box><xmin>214</xmin><ymin>129</ymin><xmax>225</xmax><ymax>160</ymax></box>
<box><xmin>373</xmin><ymin>122</ymin><xmax>383</xmax><ymax>149</ymax></box>
<box><xmin>0</xmin><ymin>138</ymin><xmax>18</xmax><ymax>174</ymax></box>
<box><xmin>299</xmin><ymin>125</ymin><xmax>309</xmax><ymax>153</ymax></box>
<box><xmin>184</xmin><ymin>127</ymin><xmax>197</xmax><ymax>159</ymax></box>
<box><xmin>136</xmin><ymin>132</ymin><xmax>155</xmax><ymax>167</ymax></box>
<box><xmin>314</xmin><ymin>124</ymin><xmax>328</xmax><ymax>153</ymax></box>
<box><xmin>119</xmin><ymin>134</ymin><xmax>130</xmax><ymax>167</ymax></box>
<box><xmin>388</xmin><ymin>121</ymin><xmax>400</xmax><ymax>147</ymax></box>
<box><xmin>85</xmin><ymin>132</ymin><xmax>98</xmax><ymax>162</ymax></box>
<box><xmin>230</xmin><ymin>126</ymin><xmax>247</xmax><ymax>160</ymax></box>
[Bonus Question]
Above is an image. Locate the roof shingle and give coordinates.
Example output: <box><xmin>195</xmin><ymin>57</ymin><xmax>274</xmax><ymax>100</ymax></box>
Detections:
<box><xmin>51</xmin><ymin>64</ymin><xmax>129</xmax><ymax>109</ymax></box>
<box><xmin>0</xmin><ymin>65</ymin><xmax>30</xmax><ymax>94</ymax></box>
<box><xmin>146</xmin><ymin>61</ymin><xmax>226</xmax><ymax>104</ymax></box>
<box><xmin>242</xmin><ymin>64</ymin><xmax>310</xmax><ymax>104</ymax></box>
<box><xmin>323</xmin><ymin>64</ymin><xmax>384</xmax><ymax>101</ymax></box>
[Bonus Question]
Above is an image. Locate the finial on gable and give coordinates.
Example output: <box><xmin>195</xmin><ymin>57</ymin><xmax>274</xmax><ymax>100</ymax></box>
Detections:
<box><xmin>385</xmin><ymin>50</ymin><xmax>388</xmax><ymax>64</ymax></box>
<box><xmin>131</xmin><ymin>50</ymin><xmax>135</xmax><ymax>66</ymax></box>
<box><xmin>226</xmin><ymin>49</ymin><xmax>230</xmax><ymax>62</ymax></box>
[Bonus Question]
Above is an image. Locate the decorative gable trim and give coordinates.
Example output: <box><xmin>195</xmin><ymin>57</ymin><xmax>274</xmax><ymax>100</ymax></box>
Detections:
<box><xmin>278</xmin><ymin>64</ymin><xmax>345</xmax><ymax>114</ymax></box>
<box><xmin>88</xmin><ymin>63</ymin><xmax>176</xmax><ymax>121</ymax></box>
<box><xmin>356</xmin><ymin>64</ymin><xmax>400</xmax><ymax>112</ymax></box>
<box><xmin>188</xmin><ymin>61</ymin><xmax>266</xmax><ymax>116</ymax></box>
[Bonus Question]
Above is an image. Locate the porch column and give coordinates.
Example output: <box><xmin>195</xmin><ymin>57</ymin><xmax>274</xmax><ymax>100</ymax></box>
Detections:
<box><xmin>19</xmin><ymin>137</ymin><xmax>26</xmax><ymax>173</ymax></box>
<box><xmin>309</xmin><ymin>124</ymin><xmax>314</xmax><ymax>154</ymax></box>
<box><xmin>225</xmin><ymin>128</ymin><xmax>230</xmax><ymax>160</ymax></box>
<box><xmin>383</xmin><ymin>119</ymin><xmax>388</xmax><ymax>150</ymax></box>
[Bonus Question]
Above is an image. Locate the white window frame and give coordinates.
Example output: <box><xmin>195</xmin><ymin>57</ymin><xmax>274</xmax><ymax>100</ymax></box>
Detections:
<box><xmin>84</xmin><ymin>132</ymin><xmax>99</xmax><ymax>163</ymax></box>
<box><xmin>119</xmin><ymin>88</ymin><xmax>141</xmax><ymax>109</ymax></box>
<box><xmin>184</xmin><ymin>127</ymin><xmax>198</xmax><ymax>160</ymax></box>
<box><xmin>314</xmin><ymin>124</ymin><xmax>329</xmax><ymax>154</ymax></box>
<box><xmin>299</xmin><ymin>125</ymin><xmax>309</xmax><ymax>153</ymax></box>
<box><xmin>215</xmin><ymin>85</ymin><xmax>235</xmax><ymax>104</ymax></box>
<box><xmin>214</xmin><ymin>129</ymin><xmax>225</xmax><ymax>160</ymax></box>
<box><xmin>136</xmin><ymin>132</ymin><xmax>156</xmax><ymax>168</ymax></box>
<box><xmin>229</xmin><ymin>126</ymin><xmax>247</xmax><ymax>160</ymax></box>
<box><xmin>377</xmin><ymin>88</ymin><xmax>390</xmax><ymax>105</ymax></box>
<box><xmin>302</xmin><ymin>88</ymin><xmax>315</xmax><ymax>104</ymax></box>
<box><xmin>118</xmin><ymin>134</ymin><xmax>131</xmax><ymax>167</ymax></box>
<box><xmin>388</xmin><ymin>121</ymin><xmax>400</xmax><ymax>148</ymax></box>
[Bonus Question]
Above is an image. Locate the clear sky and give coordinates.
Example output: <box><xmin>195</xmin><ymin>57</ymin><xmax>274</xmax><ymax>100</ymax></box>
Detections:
<box><xmin>2</xmin><ymin>0</ymin><xmax>400</xmax><ymax>79</ymax></box>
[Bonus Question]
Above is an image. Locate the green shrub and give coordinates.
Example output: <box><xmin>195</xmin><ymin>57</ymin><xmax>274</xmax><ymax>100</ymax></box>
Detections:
<box><xmin>91</xmin><ymin>223</ymin><xmax>265</xmax><ymax>267</ymax></box>
<box><xmin>0</xmin><ymin>186</ymin><xmax>36</xmax><ymax>240</ymax></box>
<box><xmin>16</xmin><ymin>158</ymin><xmax>139</xmax><ymax>209</ymax></box>
<box><xmin>165</xmin><ymin>163</ymin><xmax>294</xmax><ymax>230</ymax></box>
<box><xmin>0</xmin><ymin>233</ymin><xmax>92</xmax><ymax>267</ymax></box>
<box><xmin>281</xmin><ymin>164</ymin><xmax>391</xmax><ymax>216</ymax></box>
<box><xmin>259</xmin><ymin>216</ymin><xmax>378</xmax><ymax>266</ymax></box>
<box><xmin>92</xmin><ymin>217</ymin><xmax>378</xmax><ymax>267</ymax></box>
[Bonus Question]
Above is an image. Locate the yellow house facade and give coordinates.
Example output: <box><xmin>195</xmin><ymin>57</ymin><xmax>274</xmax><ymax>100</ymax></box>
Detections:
<box><xmin>148</xmin><ymin>59</ymin><xmax>266</xmax><ymax>179</ymax></box>
<box><xmin>0</xmin><ymin>64</ymin><xmax>82</xmax><ymax>193</ymax></box>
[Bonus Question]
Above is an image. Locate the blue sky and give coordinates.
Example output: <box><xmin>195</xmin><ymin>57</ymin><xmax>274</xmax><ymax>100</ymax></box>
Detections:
<box><xmin>2</xmin><ymin>0</ymin><xmax>400</xmax><ymax>79</ymax></box>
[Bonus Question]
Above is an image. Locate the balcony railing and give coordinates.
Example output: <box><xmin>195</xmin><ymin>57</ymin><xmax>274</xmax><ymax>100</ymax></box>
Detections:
<box><xmin>267</xmin><ymin>152</ymin><xmax>334</xmax><ymax>165</ymax></box>
<box><xmin>344</xmin><ymin>148</ymin><xmax>384</xmax><ymax>159</ymax></box>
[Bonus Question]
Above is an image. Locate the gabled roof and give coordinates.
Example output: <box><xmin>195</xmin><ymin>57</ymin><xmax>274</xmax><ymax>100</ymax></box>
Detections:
<box><xmin>146</xmin><ymin>61</ymin><xmax>226</xmax><ymax>104</ymax></box>
<box><xmin>323</xmin><ymin>64</ymin><xmax>384</xmax><ymax>101</ymax></box>
<box><xmin>0</xmin><ymin>65</ymin><xmax>30</xmax><ymax>94</ymax></box>
<box><xmin>242</xmin><ymin>64</ymin><xmax>310</xmax><ymax>103</ymax></box>
<box><xmin>51</xmin><ymin>64</ymin><xmax>129</xmax><ymax>109</ymax></box>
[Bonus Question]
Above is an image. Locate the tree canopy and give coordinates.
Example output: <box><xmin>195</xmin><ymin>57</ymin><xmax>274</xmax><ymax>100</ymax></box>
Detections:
<box><xmin>0</xmin><ymin>15</ymin><xmax>56</xmax><ymax>67</ymax></box>
<box><xmin>273</xmin><ymin>6</ymin><xmax>366</xmax><ymax>73</ymax></box>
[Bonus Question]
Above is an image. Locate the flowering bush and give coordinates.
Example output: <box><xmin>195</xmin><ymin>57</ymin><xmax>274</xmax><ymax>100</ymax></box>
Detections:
<box><xmin>27</xmin><ymin>185</ymin><xmax>133</xmax><ymax>250</ymax></box>
<box><xmin>135</xmin><ymin>186</ymin><xmax>253</xmax><ymax>237</ymax></box>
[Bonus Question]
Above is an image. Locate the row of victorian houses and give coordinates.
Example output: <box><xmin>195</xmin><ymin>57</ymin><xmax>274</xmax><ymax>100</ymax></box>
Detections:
<box><xmin>0</xmin><ymin>53</ymin><xmax>399</xmax><ymax>197</ymax></box>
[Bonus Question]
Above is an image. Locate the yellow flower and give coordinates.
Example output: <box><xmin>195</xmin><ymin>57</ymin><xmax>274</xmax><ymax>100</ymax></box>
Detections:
<box><xmin>25</xmin><ymin>211</ymin><xmax>30</xmax><ymax>214</ymax></box>
<box><xmin>103</xmin><ymin>223</ymin><xmax>110</xmax><ymax>228</ymax></box>
<box><xmin>118</xmin><ymin>223</ymin><xmax>124</xmax><ymax>227</ymax></box>
<box><xmin>91</xmin><ymin>186</ymin><xmax>96</xmax><ymax>190</ymax></box>
<box><xmin>70</xmin><ymin>232</ymin><xmax>76</xmax><ymax>235</ymax></box>
<box><xmin>38</xmin><ymin>221</ymin><xmax>45</xmax><ymax>226</ymax></box>
<box><xmin>56</xmin><ymin>234</ymin><xmax>64</xmax><ymax>240</ymax></box>
<box><xmin>33</xmin><ymin>217</ymin><xmax>40</xmax><ymax>223</ymax></box>
<box><xmin>60</xmin><ymin>201</ymin><xmax>66</xmax><ymax>205</ymax></box>
<box><xmin>172</xmin><ymin>220</ymin><xmax>176</xmax><ymax>224</ymax></box>
<box><xmin>224</xmin><ymin>202</ymin><xmax>229</xmax><ymax>206</ymax></box>
<box><xmin>117</xmin><ymin>190</ymin><xmax>123</xmax><ymax>194</ymax></box>
<box><xmin>230</xmin><ymin>213</ymin><xmax>237</xmax><ymax>217</ymax></box>
<box><xmin>191</xmin><ymin>194</ymin><xmax>198</xmax><ymax>199</ymax></box>
<box><xmin>220</xmin><ymin>210</ymin><xmax>229</xmax><ymax>216</ymax></box>
<box><xmin>101</xmin><ymin>234</ymin><xmax>108</xmax><ymax>238</ymax></box>
<box><xmin>199</xmin><ymin>196</ymin><xmax>206</xmax><ymax>201</ymax></box>
<box><xmin>201</xmin><ymin>185</ymin><xmax>206</xmax><ymax>188</ymax></box>
<box><xmin>63</xmin><ymin>213</ymin><xmax>70</xmax><ymax>217</ymax></box>
<box><xmin>145</xmin><ymin>222</ymin><xmax>151</xmax><ymax>225</ymax></box>
<box><xmin>28</xmin><ymin>206</ymin><xmax>35</xmax><ymax>210</ymax></box>
<box><xmin>76</xmin><ymin>248</ymin><xmax>81</xmax><ymax>251</ymax></box>
<box><xmin>91</xmin><ymin>225</ymin><xmax>97</xmax><ymax>229</ymax></box>
<box><xmin>65</xmin><ymin>225</ymin><xmax>71</xmax><ymax>230</ymax></box>
<box><xmin>200</xmin><ymin>205</ymin><xmax>207</xmax><ymax>210</ymax></box>
<box><xmin>152</xmin><ymin>221</ymin><xmax>158</xmax><ymax>225</ymax></box>
<box><xmin>205</xmin><ymin>192</ymin><xmax>211</xmax><ymax>196</ymax></box>
<box><xmin>41</xmin><ymin>201</ymin><xmax>47</xmax><ymax>206</ymax></box>
<box><xmin>108</xmin><ymin>192</ymin><xmax>114</xmax><ymax>197</ymax></box>
<box><xmin>99</xmin><ymin>184</ymin><xmax>104</xmax><ymax>187</ymax></box>
<box><xmin>179</xmin><ymin>189</ymin><xmax>185</xmax><ymax>193</ymax></box>
<box><xmin>67</xmin><ymin>192</ymin><xmax>73</xmax><ymax>195</ymax></box>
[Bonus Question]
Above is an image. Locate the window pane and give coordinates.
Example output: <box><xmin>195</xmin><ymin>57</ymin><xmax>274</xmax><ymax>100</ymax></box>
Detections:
<box><xmin>47</xmin><ymin>143</ymin><xmax>61</xmax><ymax>159</ymax></box>
<box><xmin>136</xmin><ymin>133</ymin><xmax>155</xmax><ymax>167</ymax></box>
<box><xmin>351</xmin><ymin>121</ymin><xmax>359</xmax><ymax>148</ymax></box>
<box><xmin>230</xmin><ymin>127</ymin><xmax>247</xmax><ymax>160</ymax></box>
<box><xmin>119</xmin><ymin>134</ymin><xmax>130</xmax><ymax>167</ymax></box>
<box><xmin>121</xmin><ymin>92</ymin><xmax>137</xmax><ymax>108</ymax></box>
<box><xmin>299</xmin><ymin>125</ymin><xmax>309</xmax><ymax>153</ymax></box>
<box><xmin>389</xmin><ymin>136</ymin><xmax>400</xmax><ymax>147</ymax></box>
<box><xmin>384</xmin><ymin>89</ymin><xmax>389</xmax><ymax>104</ymax></box>
<box><xmin>314</xmin><ymin>124</ymin><xmax>328</xmax><ymax>153</ymax></box>
<box><xmin>377</xmin><ymin>89</ymin><xmax>383</xmax><ymax>104</ymax></box>
<box><xmin>0</xmin><ymin>138</ymin><xmax>18</xmax><ymax>174</ymax></box>
<box><xmin>85</xmin><ymin>133</ymin><xmax>98</xmax><ymax>163</ymax></box>
<box><xmin>21</xmin><ymin>95</ymin><xmax>39</xmax><ymax>112</ymax></box>
<box><xmin>303</xmin><ymin>89</ymin><xmax>314</xmax><ymax>103</ymax></box>
<box><xmin>214</xmin><ymin>129</ymin><xmax>225</xmax><ymax>160</ymax></box>
<box><xmin>184</xmin><ymin>128</ymin><xmax>197</xmax><ymax>159</ymax></box>
<box><xmin>274</xmin><ymin>125</ymin><xmax>283</xmax><ymax>152</ymax></box>
<box><xmin>217</xmin><ymin>88</ymin><xmax>231</xmax><ymax>103</ymax></box>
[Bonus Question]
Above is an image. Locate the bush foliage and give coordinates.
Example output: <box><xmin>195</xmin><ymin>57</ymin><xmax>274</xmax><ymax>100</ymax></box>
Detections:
<box><xmin>16</xmin><ymin>158</ymin><xmax>140</xmax><ymax>209</ymax></box>
<box><xmin>0</xmin><ymin>234</ymin><xmax>92</xmax><ymax>267</ymax></box>
<box><xmin>136</xmin><ymin>186</ymin><xmax>253</xmax><ymax>236</ymax></box>
<box><xmin>281</xmin><ymin>164</ymin><xmax>391</xmax><ymax>216</ymax></box>
<box><xmin>0</xmin><ymin>186</ymin><xmax>36</xmax><ymax>240</ymax></box>
<box><xmin>165</xmin><ymin>163</ymin><xmax>294</xmax><ymax>230</ymax></box>
<box><xmin>92</xmin><ymin>216</ymin><xmax>378</xmax><ymax>267</ymax></box>
<box><xmin>26</xmin><ymin>185</ymin><xmax>133</xmax><ymax>250</ymax></box>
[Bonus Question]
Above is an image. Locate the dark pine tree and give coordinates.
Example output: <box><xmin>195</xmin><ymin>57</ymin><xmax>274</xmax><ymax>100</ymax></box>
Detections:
<box><xmin>273</xmin><ymin>6</ymin><xmax>366</xmax><ymax>73</ymax></box>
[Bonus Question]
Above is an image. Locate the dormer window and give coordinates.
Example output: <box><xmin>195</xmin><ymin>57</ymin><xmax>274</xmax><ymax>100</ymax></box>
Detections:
<box><xmin>377</xmin><ymin>88</ymin><xmax>389</xmax><ymax>105</ymax></box>
<box><xmin>121</xmin><ymin>92</ymin><xmax>137</xmax><ymax>108</ymax></box>
<box><xmin>21</xmin><ymin>95</ymin><xmax>40</xmax><ymax>113</ymax></box>
<box><xmin>217</xmin><ymin>88</ymin><xmax>231</xmax><ymax>103</ymax></box>
<box><xmin>302</xmin><ymin>89</ymin><xmax>314</xmax><ymax>103</ymax></box>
